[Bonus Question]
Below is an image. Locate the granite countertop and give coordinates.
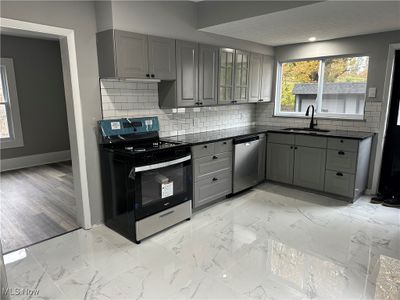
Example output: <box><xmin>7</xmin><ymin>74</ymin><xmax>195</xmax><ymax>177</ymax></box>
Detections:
<box><xmin>164</xmin><ymin>125</ymin><xmax>374</xmax><ymax>145</ymax></box>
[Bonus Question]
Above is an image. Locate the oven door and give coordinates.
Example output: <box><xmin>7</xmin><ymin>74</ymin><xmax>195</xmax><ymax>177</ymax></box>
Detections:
<box><xmin>131</xmin><ymin>155</ymin><xmax>192</xmax><ymax>220</ymax></box>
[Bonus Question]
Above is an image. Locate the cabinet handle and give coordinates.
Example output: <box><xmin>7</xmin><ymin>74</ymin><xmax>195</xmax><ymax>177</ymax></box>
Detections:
<box><xmin>159</xmin><ymin>210</ymin><xmax>174</xmax><ymax>218</ymax></box>
<box><xmin>203</xmin><ymin>145</ymin><xmax>208</xmax><ymax>149</ymax></box>
<box><xmin>212</xmin><ymin>177</ymin><xmax>218</xmax><ymax>182</ymax></box>
<box><xmin>290</xmin><ymin>146</ymin><xmax>293</xmax><ymax>149</ymax></box>
<box><xmin>338</xmin><ymin>151</ymin><xmax>345</xmax><ymax>155</ymax></box>
<box><xmin>151</xmin><ymin>74</ymin><xmax>155</xmax><ymax>78</ymax></box>
<box><xmin>223</xmin><ymin>141</ymin><xmax>227</xmax><ymax>145</ymax></box>
<box><xmin>258</xmin><ymin>99</ymin><xmax>263</xmax><ymax>102</ymax></box>
<box><xmin>213</xmin><ymin>155</ymin><xmax>218</xmax><ymax>159</ymax></box>
<box><xmin>294</xmin><ymin>146</ymin><xmax>298</xmax><ymax>150</ymax></box>
<box><xmin>340</xmin><ymin>140</ymin><xmax>344</xmax><ymax>143</ymax></box>
<box><xmin>336</xmin><ymin>172</ymin><xmax>343</xmax><ymax>177</ymax></box>
<box><xmin>146</xmin><ymin>74</ymin><xmax>150</xmax><ymax>78</ymax></box>
<box><xmin>198</xmin><ymin>102</ymin><xmax>203</xmax><ymax>105</ymax></box>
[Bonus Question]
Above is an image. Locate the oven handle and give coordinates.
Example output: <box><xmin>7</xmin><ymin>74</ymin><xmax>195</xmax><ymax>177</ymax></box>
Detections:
<box><xmin>134</xmin><ymin>155</ymin><xmax>191</xmax><ymax>173</ymax></box>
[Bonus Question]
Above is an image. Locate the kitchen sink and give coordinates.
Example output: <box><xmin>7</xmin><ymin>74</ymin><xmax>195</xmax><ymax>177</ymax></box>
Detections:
<box><xmin>283</xmin><ymin>127</ymin><xmax>330</xmax><ymax>133</ymax></box>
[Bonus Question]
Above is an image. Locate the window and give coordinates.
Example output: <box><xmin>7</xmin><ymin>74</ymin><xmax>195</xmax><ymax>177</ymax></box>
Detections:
<box><xmin>0</xmin><ymin>58</ymin><xmax>24</xmax><ymax>149</ymax></box>
<box><xmin>275</xmin><ymin>56</ymin><xmax>369</xmax><ymax>119</ymax></box>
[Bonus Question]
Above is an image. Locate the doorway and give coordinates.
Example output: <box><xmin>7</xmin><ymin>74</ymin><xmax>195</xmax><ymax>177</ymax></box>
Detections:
<box><xmin>0</xmin><ymin>34</ymin><xmax>80</xmax><ymax>253</ymax></box>
<box><xmin>378</xmin><ymin>50</ymin><xmax>400</xmax><ymax>196</ymax></box>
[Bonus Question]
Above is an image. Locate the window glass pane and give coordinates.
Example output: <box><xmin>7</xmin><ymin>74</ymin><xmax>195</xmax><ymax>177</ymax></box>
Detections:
<box><xmin>219</xmin><ymin>87</ymin><xmax>226</xmax><ymax>100</ymax></box>
<box><xmin>220</xmin><ymin>52</ymin><xmax>226</xmax><ymax>67</ymax></box>
<box><xmin>241</xmin><ymin>88</ymin><xmax>247</xmax><ymax>100</ymax></box>
<box><xmin>321</xmin><ymin>56</ymin><xmax>369</xmax><ymax>115</ymax></box>
<box><xmin>241</xmin><ymin>69</ymin><xmax>247</xmax><ymax>85</ymax></box>
<box><xmin>0</xmin><ymin>103</ymin><xmax>10</xmax><ymax>139</ymax></box>
<box><xmin>280</xmin><ymin>60</ymin><xmax>320</xmax><ymax>112</ymax></box>
<box><xmin>219</xmin><ymin>68</ymin><xmax>226</xmax><ymax>86</ymax></box>
<box><xmin>226</xmin><ymin>68</ymin><xmax>232</xmax><ymax>86</ymax></box>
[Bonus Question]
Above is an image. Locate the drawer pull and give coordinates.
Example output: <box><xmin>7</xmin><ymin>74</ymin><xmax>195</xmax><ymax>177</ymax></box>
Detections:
<box><xmin>213</xmin><ymin>155</ymin><xmax>218</xmax><ymax>159</ymax></box>
<box><xmin>336</xmin><ymin>172</ymin><xmax>343</xmax><ymax>177</ymax></box>
<box><xmin>338</xmin><ymin>151</ymin><xmax>345</xmax><ymax>155</ymax></box>
<box><xmin>223</xmin><ymin>141</ymin><xmax>227</xmax><ymax>145</ymax></box>
<box><xmin>212</xmin><ymin>177</ymin><xmax>218</xmax><ymax>182</ymax></box>
<box><xmin>203</xmin><ymin>145</ymin><xmax>208</xmax><ymax>149</ymax></box>
<box><xmin>159</xmin><ymin>210</ymin><xmax>174</xmax><ymax>218</ymax></box>
<box><xmin>340</xmin><ymin>140</ymin><xmax>344</xmax><ymax>143</ymax></box>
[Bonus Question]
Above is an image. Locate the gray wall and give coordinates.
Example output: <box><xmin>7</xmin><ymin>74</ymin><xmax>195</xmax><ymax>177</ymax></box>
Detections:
<box><xmin>0</xmin><ymin>34</ymin><xmax>70</xmax><ymax>160</ymax></box>
<box><xmin>1</xmin><ymin>0</ymin><xmax>103</xmax><ymax>225</ymax></box>
<box><xmin>95</xmin><ymin>0</ymin><xmax>274</xmax><ymax>55</ymax></box>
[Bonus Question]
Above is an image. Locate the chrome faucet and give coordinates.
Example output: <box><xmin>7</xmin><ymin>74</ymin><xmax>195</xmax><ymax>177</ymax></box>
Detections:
<box><xmin>305</xmin><ymin>105</ymin><xmax>317</xmax><ymax>130</ymax></box>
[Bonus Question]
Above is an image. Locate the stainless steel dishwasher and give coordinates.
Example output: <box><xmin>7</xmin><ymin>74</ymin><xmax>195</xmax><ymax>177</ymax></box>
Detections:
<box><xmin>233</xmin><ymin>135</ymin><xmax>260</xmax><ymax>193</ymax></box>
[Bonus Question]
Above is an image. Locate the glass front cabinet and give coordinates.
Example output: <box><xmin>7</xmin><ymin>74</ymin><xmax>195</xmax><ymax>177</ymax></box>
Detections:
<box><xmin>218</xmin><ymin>48</ymin><xmax>250</xmax><ymax>104</ymax></box>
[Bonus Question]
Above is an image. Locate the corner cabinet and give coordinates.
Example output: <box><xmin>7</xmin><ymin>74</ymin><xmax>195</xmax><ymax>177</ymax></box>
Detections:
<box><xmin>96</xmin><ymin>29</ymin><xmax>176</xmax><ymax>80</ymax></box>
<box><xmin>249</xmin><ymin>53</ymin><xmax>273</xmax><ymax>103</ymax></box>
<box><xmin>176</xmin><ymin>40</ymin><xmax>198</xmax><ymax>107</ymax></box>
<box><xmin>198</xmin><ymin>44</ymin><xmax>219</xmax><ymax>106</ymax></box>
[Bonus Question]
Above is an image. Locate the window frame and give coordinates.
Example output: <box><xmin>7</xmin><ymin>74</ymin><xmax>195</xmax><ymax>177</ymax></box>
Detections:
<box><xmin>0</xmin><ymin>58</ymin><xmax>24</xmax><ymax>149</ymax></box>
<box><xmin>274</xmin><ymin>54</ymin><xmax>369</xmax><ymax>120</ymax></box>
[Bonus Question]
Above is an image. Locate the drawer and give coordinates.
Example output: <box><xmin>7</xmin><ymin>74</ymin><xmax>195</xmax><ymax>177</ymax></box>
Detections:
<box><xmin>328</xmin><ymin>138</ymin><xmax>359</xmax><ymax>152</ymax></box>
<box><xmin>194</xmin><ymin>152</ymin><xmax>232</xmax><ymax>181</ymax></box>
<box><xmin>326</xmin><ymin>149</ymin><xmax>357</xmax><ymax>174</ymax></box>
<box><xmin>192</xmin><ymin>143</ymin><xmax>215</xmax><ymax>158</ymax></box>
<box><xmin>295</xmin><ymin>135</ymin><xmax>327</xmax><ymax>148</ymax></box>
<box><xmin>324</xmin><ymin>170</ymin><xmax>355</xmax><ymax>198</ymax></box>
<box><xmin>267</xmin><ymin>133</ymin><xmax>295</xmax><ymax>145</ymax></box>
<box><xmin>194</xmin><ymin>171</ymin><xmax>232</xmax><ymax>208</ymax></box>
<box><xmin>136</xmin><ymin>200</ymin><xmax>192</xmax><ymax>241</ymax></box>
<box><xmin>215</xmin><ymin>139</ymin><xmax>233</xmax><ymax>154</ymax></box>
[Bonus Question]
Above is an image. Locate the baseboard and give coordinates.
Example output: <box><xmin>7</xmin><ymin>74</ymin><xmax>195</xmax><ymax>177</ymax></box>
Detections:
<box><xmin>0</xmin><ymin>150</ymin><xmax>71</xmax><ymax>172</ymax></box>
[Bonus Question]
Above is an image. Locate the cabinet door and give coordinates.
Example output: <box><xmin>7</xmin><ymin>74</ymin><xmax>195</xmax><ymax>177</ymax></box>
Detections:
<box><xmin>199</xmin><ymin>44</ymin><xmax>219</xmax><ymax>106</ymax></box>
<box><xmin>148</xmin><ymin>36</ymin><xmax>176</xmax><ymax>80</ymax></box>
<box><xmin>260</xmin><ymin>55</ymin><xmax>274</xmax><ymax>102</ymax></box>
<box><xmin>194</xmin><ymin>171</ymin><xmax>232</xmax><ymax>208</ymax></box>
<box><xmin>114</xmin><ymin>30</ymin><xmax>148</xmax><ymax>78</ymax></box>
<box><xmin>266</xmin><ymin>143</ymin><xmax>294</xmax><ymax>184</ymax></box>
<box><xmin>293</xmin><ymin>146</ymin><xmax>326</xmax><ymax>191</ymax></box>
<box><xmin>258</xmin><ymin>134</ymin><xmax>266</xmax><ymax>182</ymax></box>
<box><xmin>218</xmin><ymin>48</ymin><xmax>235</xmax><ymax>105</ymax></box>
<box><xmin>248</xmin><ymin>53</ymin><xmax>262</xmax><ymax>103</ymax></box>
<box><xmin>176</xmin><ymin>40</ymin><xmax>198</xmax><ymax>107</ymax></box>
<box><xmin>234</xmin><ymin>50</ymin><xmax>250</xmax><ymax>103</ymax></box>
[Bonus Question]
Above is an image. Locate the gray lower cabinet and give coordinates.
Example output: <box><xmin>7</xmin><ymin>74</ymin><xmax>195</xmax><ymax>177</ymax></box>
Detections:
<box><xmin>266</xmin><ymin>142</ymin><xmax>294</xmax><ymax>184</ymax></box>
<box><xmin>148</xmin><ymin>36</ymin><xmax>176</xmax><ymax>80</ymax></box>
<box><xmin>293</xmin><ymin>146</ymin><xmax>326</xmax><ymax>191</ymax></box>
<box><xmin>199</xmin><ymin>44</ymin><xmax>219</xmax><ymax>106</ymax></box>
<box><xmin>258</xmin><ymin>134</ymin><xmax>266</xmax><ymax>182</ymax></box>
<box><xmin>176</xmin><ymin>40</ymin><xmax>198</xmax><ymax>107</ymax></box>
<box><xmin>194</xmin><ymin>171</ymin><xmax>232</xmax><ymax>208</ymax></box>
<box><xmin>192</xmin><ymin>139</ymin><xmax>233</xmax><ymax>208</ymax></box>
<box><xmin>266</xmin><ymin>133</ymin><xmax>372</xmax><ymax>201</ymax></box>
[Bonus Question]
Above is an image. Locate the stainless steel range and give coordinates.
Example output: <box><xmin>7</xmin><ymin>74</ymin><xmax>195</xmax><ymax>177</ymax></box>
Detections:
<box><xmin>98</xmin><ymin>117</ymin><xmax>192</xmax><ymax>244</ymax></box>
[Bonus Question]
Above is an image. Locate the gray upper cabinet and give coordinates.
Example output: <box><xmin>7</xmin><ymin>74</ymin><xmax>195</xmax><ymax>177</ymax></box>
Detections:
<box><xmin>148</xmin><ymin>36</ymin><xmax>176</xmax><ymax>80</ymax></box>
<box><xmin>249</xmin><ymin>54</ymin><xmax>273</xmax><ymax>103</ymax></box>
<box><xmin>248</xmin><ymin>53</ymin><xmax>262</xmax><ymax>103</ymax></box>
<box><xmin>293</xmin><ymin>146</ymin><xmax>326</xmax><ymax>191</ymax></box>
<box><xmin>199</xmin><ymin>44</ymin><xmax>219</xmax><ymax>106</ymax></box>
<box><xmin>233</xmin><ymin>50</ymin><xmax>250</xmax><ymax>103</ymax></box>
<box><xmin>96</xmin><ymin>29</ymin><xmax>175</xmax><ymax>80</ymax></box>
<box><xmin>260</xmin><ymin>55</ymin><xmax>274</xmax><ymax>102</ymax></box>
<box><xmin>114</xmin><ymin>31</ymin><xmax>149</xmax><ymax>78</ymax></box>
<box><xmin>218</xmin><ymin>48</ymin><xmax>235</xmax><ymax>105</ymax></box>
<box><xmin>267</xmin><ymin>142</ymin><xmax>294</xmax><ymax>184</ymax></box>
<box><xmin>176</xmin><ymin>40</ymin><xmax>198</xmax><ymax>107</ymax></box>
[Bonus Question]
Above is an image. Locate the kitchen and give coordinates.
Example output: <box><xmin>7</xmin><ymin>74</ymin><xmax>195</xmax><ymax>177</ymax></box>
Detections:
<box><xmin>1</xmin><ymin>1</ymin><xmax>400</xmax><ymax>299</ymax></box>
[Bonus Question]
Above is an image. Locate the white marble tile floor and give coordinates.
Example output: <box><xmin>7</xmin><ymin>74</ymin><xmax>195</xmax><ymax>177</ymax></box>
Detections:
<box><xmin>3</xmin><ymin>183</ymin><xmax>400</xmax><ymax>300</ymax></box>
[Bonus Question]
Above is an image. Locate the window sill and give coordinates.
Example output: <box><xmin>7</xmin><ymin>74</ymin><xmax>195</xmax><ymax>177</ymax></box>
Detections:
<box><xmin>0</xmin><ymin>138</ymin><xmax>24</xmax><ymax>150</ymax></box>
<box><xmin>273</xmin><ymin>113</ymin><xmax>365</xmax><ymax>121</ymax></box>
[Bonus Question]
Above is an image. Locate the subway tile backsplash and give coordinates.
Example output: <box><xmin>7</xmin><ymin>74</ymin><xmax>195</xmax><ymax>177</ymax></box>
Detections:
<box><xmin>100</xmin><ymin>79</ymin><xmax>256</xmax><ymax>137</ymax></box>
<box><xmin>100</xmin><ymin>79</ymin><xmax>380</xmax><ymax>137</ymax></box>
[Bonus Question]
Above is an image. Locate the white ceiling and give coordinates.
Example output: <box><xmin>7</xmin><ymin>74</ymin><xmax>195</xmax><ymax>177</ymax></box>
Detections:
<box><xmin>200</xmin><ymin>1</ymin><xmax>400</xmax><ymax>46</ymax></box>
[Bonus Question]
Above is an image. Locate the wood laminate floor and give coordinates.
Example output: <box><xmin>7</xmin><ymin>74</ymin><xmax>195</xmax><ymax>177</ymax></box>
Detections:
<box><xmin>0</xmin><ymin>161</ymin><xmax>79</xmax><ymax>253</ymax></box>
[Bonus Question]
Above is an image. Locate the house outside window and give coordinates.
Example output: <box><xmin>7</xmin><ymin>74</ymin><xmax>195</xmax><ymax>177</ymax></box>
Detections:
<box><xmin>275</xmin><ymin>56</ymin><xmax>369</xmax><ymax>120</ymax></box>
<box><xmin>0</xmin><ymin>58</ymin><xmax>24</xmax><ymax>149</ymax></box>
